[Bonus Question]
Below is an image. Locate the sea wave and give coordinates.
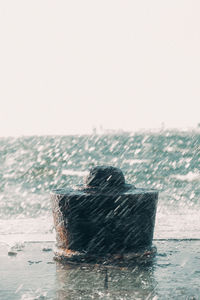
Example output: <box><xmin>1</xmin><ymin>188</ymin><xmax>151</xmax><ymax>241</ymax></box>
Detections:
<box><xmin>170</xmin><ymin>172</ymin><xmax>200</xmax><ymax>182</ymax></box>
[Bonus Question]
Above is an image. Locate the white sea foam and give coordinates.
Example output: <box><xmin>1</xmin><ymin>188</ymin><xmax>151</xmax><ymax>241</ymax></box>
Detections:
<box><xmin>62</xmin><ymin>169</ymin><xmax>88</xmax><ymax>177</ymax></box>
<box><xmin>0</xmin><ymin>217</ymin><xmax>55</xmax><ymax>245</ymax></box>
<box><xmin>124</xmin><ymin>159</ymin><xmax>150</xmax><ymax>165</ymax></box>
<box><xmin>170</xmin><ymin>172</ymin><xmax>200</xmax><ymax>182</ymax></box>
<box><xmin>164</xmin><ymin>146</ymin><xmax>175</xmax><ymax>153</ymax></box>
<box><xmin>154</xmin><ymin>210</ymin><xmax>200</xmax><ymax>239</ymax></box>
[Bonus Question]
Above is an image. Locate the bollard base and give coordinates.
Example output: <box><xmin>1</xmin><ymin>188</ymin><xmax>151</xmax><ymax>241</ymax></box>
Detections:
<box><xmin>54</xmin><ymin>246</ymin><xmax>157</xmax><ymax>267</ymax></box>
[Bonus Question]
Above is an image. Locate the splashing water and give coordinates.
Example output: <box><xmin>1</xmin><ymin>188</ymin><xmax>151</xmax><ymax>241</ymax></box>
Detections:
<box><xmin>0</xmin><ymin>131</ymin><xmax>199</xmax><ymax>244</ymax></box>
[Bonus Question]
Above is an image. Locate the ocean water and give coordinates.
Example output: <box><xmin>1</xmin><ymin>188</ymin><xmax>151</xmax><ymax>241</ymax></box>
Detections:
<box><xmin>0</xmin><ymin>131</ymin><xmax>200</xmax><ymax>299</ymax></box>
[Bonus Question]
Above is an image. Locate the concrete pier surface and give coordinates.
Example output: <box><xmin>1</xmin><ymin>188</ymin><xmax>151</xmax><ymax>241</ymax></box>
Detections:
<box><xmin>0</xmin><ymin>240</ymin><xmax>200</xmax><ymax>299</ymax></box>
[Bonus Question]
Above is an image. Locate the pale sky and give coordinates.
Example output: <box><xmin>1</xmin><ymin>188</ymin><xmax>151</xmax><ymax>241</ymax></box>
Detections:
<box><xmin>0</xmin><ymin>0</ymin><xmax>200</xmax><ymax>136</ymax></box>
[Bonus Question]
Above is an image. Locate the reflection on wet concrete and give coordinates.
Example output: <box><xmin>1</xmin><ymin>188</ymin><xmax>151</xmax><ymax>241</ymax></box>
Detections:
<box><xmin>55</xmin><ymin>261</ymin><xmax>157</xmax><ymax>299</ymax></box>
<box><xmin>55</xmin><ymin>240</ymin><xmax>200</xmax><ymax>299</ymax></box>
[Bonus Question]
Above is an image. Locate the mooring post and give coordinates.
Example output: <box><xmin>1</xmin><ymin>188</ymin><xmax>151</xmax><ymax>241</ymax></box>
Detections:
<box><xmin>51</xmin><ymin>166</ymin><xmax>158</xmax><ymax>264</ymax></box>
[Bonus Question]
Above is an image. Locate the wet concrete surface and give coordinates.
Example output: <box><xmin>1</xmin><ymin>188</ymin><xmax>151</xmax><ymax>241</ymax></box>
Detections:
<box><xmin>0</xmin><ymin>240</ymin><xmax>200</xmax><ymax>299</ymax></box>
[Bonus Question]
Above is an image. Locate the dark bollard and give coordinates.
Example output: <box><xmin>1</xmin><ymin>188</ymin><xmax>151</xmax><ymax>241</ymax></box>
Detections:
<box><xmin>51</xmin><ymin>166</ymin><xmax>158</xmax><ymax>265</ymax></box>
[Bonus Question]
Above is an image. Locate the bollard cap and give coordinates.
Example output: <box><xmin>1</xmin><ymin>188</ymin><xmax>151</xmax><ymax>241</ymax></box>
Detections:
<box><xmin>85</xmin><ymin>166</ymin><xmax>132</xmax><ymax>191</ymax></box>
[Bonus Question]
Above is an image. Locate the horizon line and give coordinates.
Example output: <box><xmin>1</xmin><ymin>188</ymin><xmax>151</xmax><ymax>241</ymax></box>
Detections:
<box><xmin>1</xmin><ymin>125</ymin><xmax>200</xmax><ymax>138</ymax></box>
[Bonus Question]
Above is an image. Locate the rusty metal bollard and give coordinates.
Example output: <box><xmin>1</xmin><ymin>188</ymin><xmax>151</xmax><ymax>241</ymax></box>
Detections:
<box><xmin>51</xmin><ymin>166</ymin><xmax>158</xmax><ymax>264</ymax></box>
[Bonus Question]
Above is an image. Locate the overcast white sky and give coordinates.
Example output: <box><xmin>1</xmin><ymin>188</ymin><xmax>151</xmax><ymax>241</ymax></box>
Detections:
<box><xmin>0</xmin><ymin>0</ymin><xmax>200</xmax><ymax>136</ymax></box>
